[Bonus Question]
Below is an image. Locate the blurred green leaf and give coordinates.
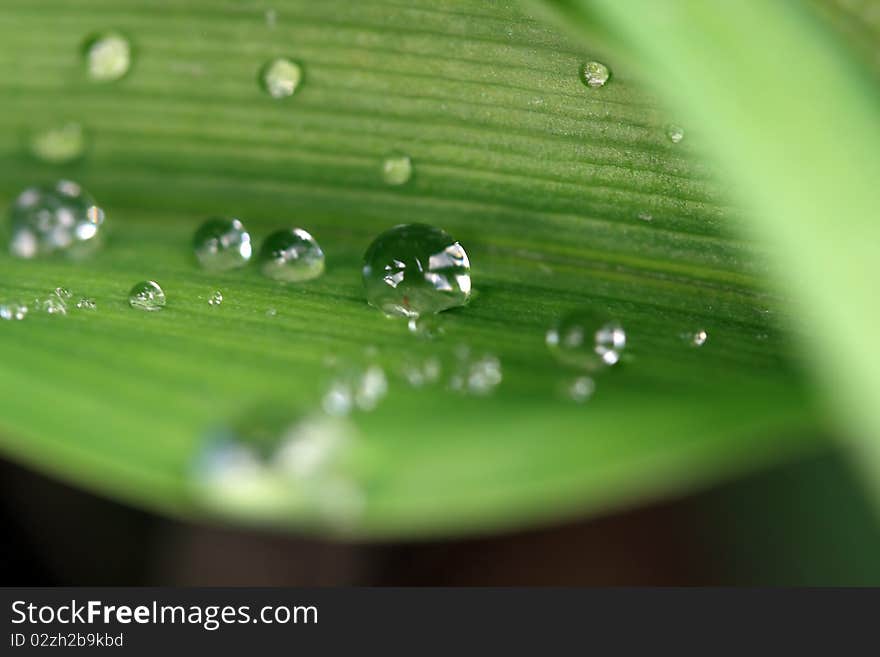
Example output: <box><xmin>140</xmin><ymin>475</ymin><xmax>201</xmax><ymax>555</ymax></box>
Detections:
<box><xmin>534</xmin><ymin>0</ymin><xmax>880</xmax><ymax>501</ymax></box>
<box><xmin>0</xmin><ymin>0</ymin><xmax>827</xmax><ymax>538</ymax></box>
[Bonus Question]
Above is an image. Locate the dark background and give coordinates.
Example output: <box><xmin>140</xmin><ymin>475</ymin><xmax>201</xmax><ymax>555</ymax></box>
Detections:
<box><xmin>3</xmin><ymin>448</ymin><xmax>880</xmax><ymax>586</ymax></box>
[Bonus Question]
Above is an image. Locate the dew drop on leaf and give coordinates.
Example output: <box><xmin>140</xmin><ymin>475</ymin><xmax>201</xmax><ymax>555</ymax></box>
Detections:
<box><xmin>259</xmin><ymin>57</ymin><xmax>303</xmax><ymax>98</ymax></box>
<box><xmin>579</xmin><ymin>61</ymin><xmax>610</xmax><ymax>88</ymax></box>
<box><xmin>83</xmin><ymin>32</ymin><xmax>131</xmax><ymax>82</ymax></box>
<box><xmin>30</xmin><ymin>123</ymin><xmax>87</xmax><ymax>164</ymax></box>
<box><xmin>258</xmin><ymin>228</ymin><xmax>325</xmax><ymax>283</ymax></box>
<box><xmin>546</xmin><ymin>311</ymin><xmax>627</xmax><ymax>370</ymax></box>
<box><xmin>362</xmin><ymin>223</ymin><xmax>471</xmax><ymax>318</ymax></box>
<box><xmin>128</xmin><ymin>280</ymin><xmax>166</xmax><ymax>311</ymax></box>
<box><xmin>381</xmin><ymin>152</ymin><xmax>413</xmax><ymax>186</ymax></box>
<box><xmin>192</xmin><ymin>217</ymin><xmax>253</xmax><ymax>271</ymax></box>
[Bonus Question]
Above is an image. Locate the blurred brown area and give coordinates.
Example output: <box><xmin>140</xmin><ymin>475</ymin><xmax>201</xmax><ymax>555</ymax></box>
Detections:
<box><xmin>2</xmin><ymin>451</ymin><xmax>879</xmax><ymax>586</ymax></box>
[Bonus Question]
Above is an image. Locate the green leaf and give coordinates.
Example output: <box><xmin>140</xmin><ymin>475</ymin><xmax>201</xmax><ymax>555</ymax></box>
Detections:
<box><xmin>0</xmin><ymin>0</ymin><xmax>825</xmax><ymax>538</ymax></box>
<box><xmin>533</xmin><ymin>0</ymin><xmax>880</xmax><ymax>502</ymax></box>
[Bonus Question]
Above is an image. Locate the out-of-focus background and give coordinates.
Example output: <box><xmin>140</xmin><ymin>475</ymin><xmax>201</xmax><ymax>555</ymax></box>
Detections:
<box><xmin>4</xmin><ymin>450</ymin><xmax>880</xmax><ymax>585</ymax></box>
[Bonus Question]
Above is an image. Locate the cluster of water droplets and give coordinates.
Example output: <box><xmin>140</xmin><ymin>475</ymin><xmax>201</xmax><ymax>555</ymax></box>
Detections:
<box><xmin>1</xmin><ymin>286</ymin><xmax>98</xmax><ymax>321</ymax></box>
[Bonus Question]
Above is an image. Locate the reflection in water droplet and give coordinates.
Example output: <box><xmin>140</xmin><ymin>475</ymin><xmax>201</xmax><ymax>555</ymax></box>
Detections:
<box><xmin>192</xmin><ymin>410</ymin><xmax>365</xmax><ymax>528</ymax></box>
<box><xmin>128</xmin><ymin>280</ymin><xmax>166</xmax><ymax>311</ymax></box>
<box><xmin>666</xmin><ymin>124</ymin><xmax>685</xmax><ymax>144</ymax></box>
<box><xmin>30</xmin><ymin>123</ymin><xmax>87</xmax><ymax>164</ymax></box>
<box><xmin>259</xmin><ymin>57</ymin><xmax>303</xmax><ymax>98</ymax></box>
<box><xmin>258</xmin><ymin>228</ymin><xmax>325</xmax><ymax>283</ymax></box>
<box><xmin>579</xmin><ymin>61</ymin><xmax>610</xmax><ymax>88</ymax></box>
<box><xmin>381</xmin><ymin>152</ymin><xmax>413</xmax><ymax>186</ymax></box>
<box><xmin>362</xmin><ymin>223</ymin><xmax>471</xmax><ymax>318</ymax></box>
<box><xmin>208</xmin><ymin>290</ymin><xmax>223</xmax><ymax>306</ymax></box>
<box><xmin>567</xmin><ymin>376</ymin><xmax>595</xmax><ymax>403</ymax></box>
<box><xmin>546</xmin><ymin>311</ymin><xmax>626</xmax><ymax>370</ymax></box>
<box><xmin>193</xmin><ymin>217</ymin><xmax>252</xmax><ymax>271</ymax></box>
<box><xmin>83</xmin><ymin>32</ymin><xmax>131</xmax><ymax>82</ymax></box>
<box><xmin>9</xmin><ymin>181</ymin><xmax>105</xmax><ymax>259</ymax></box>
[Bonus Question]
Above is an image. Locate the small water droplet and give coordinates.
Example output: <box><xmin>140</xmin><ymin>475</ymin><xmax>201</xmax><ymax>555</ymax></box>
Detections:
<box><xmin>362</xmin><ymin>223</ymin><xmax>471</xmax><ymax>318</ymax></box>
<box><xmin>259</xmin><ymin>57</ymin><xmax>303</xmax><ymax>98</ymax></box>
<box><xmin>54</xmin><ymin>287</ymin><xmax>72</xmax><ymax>300</ymax></box>
<box><xmin>266</xmin><ymin>307</ymin><xmax>277</xmax><ymax>317</ymax></box>
<box><xmin>381</xmin><ymin>152</ymin><xmax>413</xmax><ymax>186</ymax></box>
<box><xmin>567</xmin><ymin>375</ymin><xmax>596</xmax><ymax>403</ymax></box>
<box><xmin>666</xmin><ymin>124</ymin><xmax>685</xmax><ymax>144</ymax></box>
<box><xmin>637</xmin><ymin>212</ymin><xmax>653</xmax><ymax>222</ymax></box>
<box><xmin>208</xmin><ymin>290</ymin><xmax>223</xmax><ymax>306</ymax></box>
<box><xmin>0</xmin><ymin>303</ymin><xmax>28</xmax><ymax>321</ymax></box>
<box><xmin>323</xmin><ymin>364</ymin><xmax>388</xmax><ymax>416</ymax></box>
<box><xmin>400</xmin><ymin>356</ymin><xmax>442</xmax><ymax>387</ymax></box>
<box><xmin>76</xmin><ymin>297</ymin><xmax>97</xmax><ymax>310</ymax></box>
<box><xmin>8</xmin><ymin>181</ymin><xmax>105</xmax><ymax>259</ymax></box>
<box><xmin>30</xmin><ymin>123</ymin><xmax>87</xmax><ymax>164</ymax></box>
<box><xmin>448</xmin><ymin>347</ymin><xmax>502</xmax><ymax>395</ymax></box>
<box><xmin>258</xmin><ymin>228</ymin><xmax>325</xmax><ymax>282</ymax></box>
<box><xmin>689</xmin><ymin>329</ymin><xmax>708</xmax><ymax>347</ymax></box>
<box><xmin>83</xmin><ymin>32</ymin><xmax>132</xmax><ymax>82</ymax></box>
<box><xmin>546</xmin><ymin>311</ymin><xmax>626</xmax><ymax>370</ymax></box>
<box><xmin>42</xmin><ymin>297</ymin><xmax>67</xmax><ymax>315</ymax></box>
<box><xmin>265</xmin><ymin>8</ymin><xmax>277</xmax><ymax>28</ymax></box>
<box><xmin>193</xmin><ymin>217</ymin><xmax>252</xmax><ymax>271</ymax></box>
<box><xmin>579</xmin><ymin>61</ymin><xmax>610</xmax><ymax>88</ymax></box>
<box><xmin>128</xmin><ymin>280</ymin><xmax>166</xmax><ymax>311</ymax></box>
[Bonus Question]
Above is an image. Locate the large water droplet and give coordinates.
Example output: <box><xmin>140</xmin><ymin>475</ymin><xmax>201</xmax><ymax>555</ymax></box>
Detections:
<box><xmin>546</xmin><ymin>311</ymin><xmax>626</xmax><ymax>370</ymax></box>
<box><xmin>192</xmin><ymin>217</ymin><xmax>252</xmax><ymax>271</ymax></box>
<box><xmin>128</xmin><ymin>280</ymin><xmax>166</xmax><ymax>311</ymax></box>
<box><xmin>666</xmin><ymin>124</ymin><xmax>685</xmax><ymax>144</ymax></box>
<box><xmin>83</xmin><ymin>32</ymin><xmax>131</xmax><ymax>82</ymax></box>
<box><xmin>259</xmin><ymin>57</ymin><xmax>303</xmax><ymax>98</ymax></box>
<box><xmin>258</xmin><ymin>228</ymin><xmax>325</xmax><ymax>282</ymax></box>
<box><xmin>9</xmin><ymin>181</ymin><xmax>105</xmax><ymax>259</ymax></box>
<box><xmin>579</xmin><ymin>61</ymin><xmax>610</xmax><ymax>88</ymax></box>
<box><xmin>362</xmin><ymin>223</ymin><xmax>471</xmax><ymax>318</ymax></box>
<box><xmin>30</xmin><ymin>123</ymin><xmax>87</xmax><ymax>164</ymax></box>
<box><xmin>382</xmin><ymin>152</ymin><xmax>413</xmax><ymax>186</ymax></box>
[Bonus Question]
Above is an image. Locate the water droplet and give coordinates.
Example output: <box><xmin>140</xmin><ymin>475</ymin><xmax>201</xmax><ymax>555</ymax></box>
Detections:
<box><xmin>0</xmin><ymin>303</ymin><xmax>28</xmax><ymax>321</ymax></box>
<box><xmin>567</xmin><ymin>376</ymin><xmax>595</xmax><ymax>403</ymax></box>
<box><xmin>76</xmin><ymin>297</ymin><xmax>97</xmax><ymax>310</ymax></box>
<box><xmin>259</xmin><ymin>57</ymin><xmax>303</xmax><ymax>98</ymax></box>
<box><xmin>362</xmin><ymin>223</ymin><xmax>471</xmax><ymax>318</ymax></box>
<box><xmin>381</xmin><ymin>152</ymin><xmax>413</xmax><ymax>186</ymax></box>
<box><xmin>448</xmin><ymin>347</ymin><xmax>502</xmax><ymax>395</ymax></box>
<box><xmin>399</xmin><ymin>356</ymin><xmax>442</xmax><ymax>387</ymax></box>
<box><xmin>258</xmin><ymin>228</ymin><xmax>325</xmax><ymax>283</ymax></box>
<box><xmin>30</xmin><ymin>123</ymin><xmax>87</xmax><ymax>164</ymax></box>
<box><xmin>265</xmin><ymin>307</ymin><xmax>277</xmax><ymax>317</ymax></box>
<box><xmin>546</xmin><ymin>311</ymin><xmax>626</xmax><ymax>370</ymax></box>
<box><xmin>579</xmin><ymin>61</ymin><xmax>610</xmax><ymax>88</ymax></box>
<box><xmin>322</xmin><ymin>364</ymin><xmax>388</xmax><ymax>416</ymax></box>
<box><xmin>9</xmin><ymin>181</ymin><xmax>105</xmax><ymax>259</ymax></box>
<box><xmin>637</xmin><ymin>212</ymin><xmax>653</xmax><ymax>222</ymax></box>
<box><xmin>193</xmin><ymin>410</ymin><xmax>364</xmax><ymax>528</ymax></box>
<box><xmin>666</xmin><ymin>124</ymin><xmax>685</xmax><ymax>144</ymax></box>
<box><xmin>54</xmin><ymin>287</ymin><xmax>72</xmax><ymax>300</ymax></box>
<box><xmin>689</xmin><ymin>329</ymin><xmax>708</xmax><ymax>347</ymax></box>
<box><xmin>192</xmin><ymin>217</ymin><xmax>252</xmax><ymax>271</ymax></box>
<box><xmin>265</xmin><ymin>8</ymin><xmax>277</xmax><ymax>28</ymax></box>
<box><xmin>42</xmin><ymin>297</ymin><xmax>67</xmax><ymax>315</ymax></box>
<box><xmin>83</xmin><ymin>32</ymin><xmax>131</xmax><ymax>82</ymax></box>
<box><xmin>208</xmin><ymin>290</ymin><xmax>223</xmax><ymax>306</ymax></box>
<box><xmin>128</xmin><ymin>280</ymin><xmax>166</xmax><ymax>311</ymax></box>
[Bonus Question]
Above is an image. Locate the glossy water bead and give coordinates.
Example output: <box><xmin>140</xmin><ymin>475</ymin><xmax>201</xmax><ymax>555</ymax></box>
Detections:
<box><xmin>9</xmin><ymin>180</ymin><xmax>105</xmax><ymax>259</ymax></box>
<box><xmin>362</xmin><ymin>223</ymin><xmax>471</xmax><ymax>318</ymax></box>
<box><xmin>259</xmin><ymin>57</ymin><xmax>303</xmax><ymax>98</ymax></box>
<box><xmin>579</xmin><ymin>61</ymin><xmax>610</xmax><ymax>88</ymax></box>
<box><xmin>546</xmin><ymin>311</ymin><xmax>627</xmax><ymax>370</ymax></box>
<box><xmin>193</xmin><ymin>217</ymin><xmax>252</xmax><ymax>271</ymax></box>
<box><xmin>83</xmin><ymin>32</ymin><xmax>131</xmax><ymax>82</ymax></box>
<box><xmin>128</xmin><ymin>281</ymin><xmax>166</xmax><ymax>311</ymax></box>
<box><xmin>258</xmin><ymin>228</ymin><xmax>325</xmax><ymax>282</ymax></box>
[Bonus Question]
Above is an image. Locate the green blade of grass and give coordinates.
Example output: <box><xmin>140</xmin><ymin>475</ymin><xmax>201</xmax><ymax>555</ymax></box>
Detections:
<box><xmin>0</xmin><ymin>0</ymin><xmax>826</xmax><ymax>538</ymax></box>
